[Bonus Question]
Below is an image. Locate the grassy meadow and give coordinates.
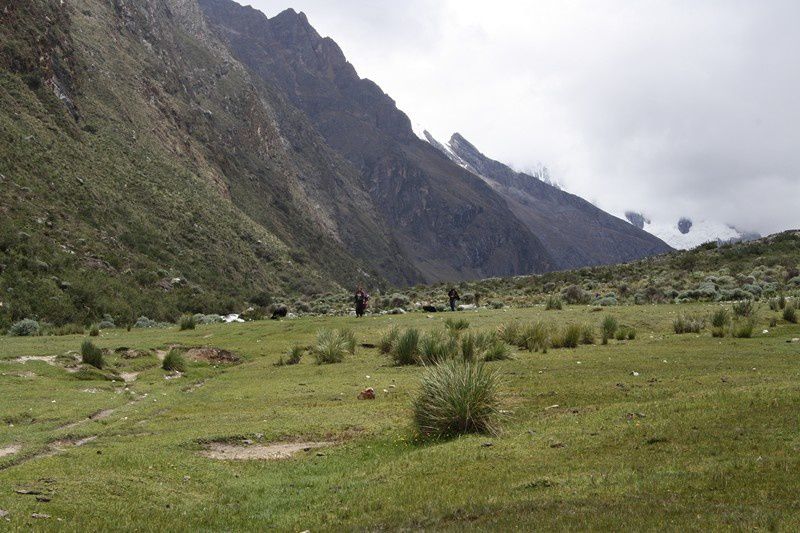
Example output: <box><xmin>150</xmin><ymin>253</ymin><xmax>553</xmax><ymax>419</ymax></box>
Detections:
<box><xmin>0</xmin><ymin>302</ymin><xmax>799</xmax><ymax>531</ymax></box>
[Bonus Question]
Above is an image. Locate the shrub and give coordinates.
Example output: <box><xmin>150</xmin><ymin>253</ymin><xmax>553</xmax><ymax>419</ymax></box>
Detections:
<box><xmin>52</xmin><ymin>323</ymin><xmax>85</xmax><ymax>336</ymax></box>
<box><xmin>563</xmin><ymin>285</ymin><xmax>588</xmax><ymax>305</ymax></box>
<box><xmin>378</xmin><ymin>327</ymin><xmax>399</xmax><ymax>354</ymax></box>
<box><xmin>194</xmin><ymin>314</ymin><xmax>223</xmax><ymax>325</ymax></box>
<box><xmin>162</xmin><ymin>349</ymin><xmax>187</xmax><ymax>372</ymax></box>
<box><xmin>89</xmin><ymin>325</ymin><xmax>100</xmax><ymax>337</ymax></box>
<box><xmin>413</xmin><ymin>360</ymin><xmax>501</xmax><ymax>439</ymax></box>
<box><xmin>388</xmin><ymin>293</ymin><xmax>410</xmax><ymax>308</ymax></box>
<box><xmin>601</xmin><ymin>316</ymin><xmax>618</xmax><ymax>345</ymax></box>
<box><xmin>80</xmin><ymin>340</ymin><xmax>104</xmax><ymax>369</ymax></box>
<box><xmin>179</xmin><ymin>314</ymin><xmax>196</xmax><ymax>331</ymax></box>
<box><xmin>596</xmin><ymin>296</ymin><xmax>618</xmax><ymax>307</ymax></box>
<box><xmin>580</xmin><ymin>324</ymin><xmax>595</xmax><ymax>345</ymax></box>
<box><xmin>483</xmin><ymin>341</ymin><xmax>513</xmax><ymax>361</ymax></box>
<box><xmin>419</xmin><ymin>330</ymin><xmax>457</xmax><ymax>365</ymax></box>
<box><xmin>444</xmin><ymin>318</ymin><xmax>470</xmax><ymax>332</ymax></box>
<box><xmin>733</xmin><ymin>300</ymin><xmax>754</xmax><ymax>317</ymax></box>
<box><xmin>545</xmin><ymin>295</ymin><xmax>563</xmax><ymax>310</ymax></box>
<box><xmin>489</xmin><ymin>301</ymin><xmax>505</xmax><ymax>309</ymax></box>
<box><xmin>460</xmin><ymin>332</ymin><xmax>477</xmax><ymax>362</ymax></box>
<box><xmin>134</xmin><ymin>316</ymin><xmax>158</xmax><ymax>328</ymax></box>
<box><xmin>8</xmin><ymin>319</ymin><xmax>40</xmax><ymax>337</ymax></box>
<box><xmin>315</xmin><ymin>329</ymin><xmax>349</xmax><ymax>364</ymax></box>
<box><xmin>733</xmin><ymin>318</ymin><xmax>755</xmax><ymax>338</ymax></box>
<box><xmin>710</xmin><ymin>308</ymin><xmax>730</xmax><ymax>329</ymax></box>
<box><xmin>673</xmin><ymin>315</ymin><xmax>704</xmax><ymax>334</ymax></box>
<box><xmin>391</xmin><ymin>328</ymin><xmax>420</xmax><ymax>365</ymax></box>
<box><xmin>626</xmin><ymin>327</ymin><xmax>637</xmax><ymax>340</ymax></box>
<box><xmin>783</xmin><ymin>305</ymin><xmax>797</xmax><ymax>324</ymax></box>
<box><xmin>712</xmin><ymin>327</ymin><xmax>726</xmax><ymax>338</ymax></box>
<box><xmin>614</xmin><ymin>328</ymin><xmax>627</xmax><ymax>341</ymax></box>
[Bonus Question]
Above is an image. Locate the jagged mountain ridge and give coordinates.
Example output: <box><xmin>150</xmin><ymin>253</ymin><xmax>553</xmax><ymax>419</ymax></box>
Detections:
<box><xmin>1</xmin><ymin>0</ymin><xmax>672</xmax><ymax>327</ymax></box>
<box><xmin>424</xmin><ymin>131</ymin><xmax>674</xmax><ymax>268</ymax></box>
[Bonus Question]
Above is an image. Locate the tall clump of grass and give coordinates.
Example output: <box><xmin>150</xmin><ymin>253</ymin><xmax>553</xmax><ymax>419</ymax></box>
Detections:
<box><xmin>783</xmin><ymin>304</ymin><xmax>797</xmax><ymax>324</ymax></box>
<box><xmin>521</xmin><ymin>321</ymin><xmax>550</xmax><ymax>352</ymax></box>
<box><xmin>732</xmin><ymin>300</ymin><xmax>754</xmax><ymax>318</ymax></box>
<box><xmin>733</xmin><ymin>317</ymin><xmax>755</xmax><ymax>338</ymax></box>
<box><xmin>710</xmin><ymin>308</ymin><xmax>730</xmax><ymax>337</ymax></box>
<box><xmin>413</xmin><ymin>359</ymin><xmax>501</xmax><ymax>439</ymax></box>
<box><xmin>552</xmin><ymin>324</ymin><xmax>581</xmax><ymax>349</ymax></box>
<box><xmin>339</xmin><ymin>329</ymin><xmax>357</xmax><ymax>355</ymax></box>
<box><xmin>315</xmin><ymin>329</ymin><xmax>349</xmax><ymax>364</ymax></box>
<box><xmin>580</xmin><ymin>324</ymin><xmax>595</xmax><ymax>345</ymax></box>
<box><xmin>179</xmin><ymin>314</ymin><xmax>196</xmax><ymax>331</ymax></box>
<box><xmin>378</xmin><ymin>327</ymin><xmax>399</xmax><ymax>354</ymax></box>
<box><xmin>483</xmin><ymin>340</ymin><xmax>513</xmax><ymax>361</ymax></box>
<box><xmin>497</xmin><ymin>321</ymin><xmax>522</xmax><ymax>346</ymax></box>
<box><xmin>80</xmin><ymin>339</ymin><xmax>104</xmax><ymax>369</ymax></box>
<box><xmin>673</xmin><ymin>315</ymin><xmax>704</xmax><ymax>334</ymax></box>
<box><xmin>444</xmin><ymin>318</ymin><xmax>470</xmax><ymax>332</ymax></box>
<box><xmin>419</xmin><ymin>330</ymin><xmax>457</xmax><ymax>365</ymax></box>
<box><xmin>277</xmin><ymin>345</ymin><xmax>304</xmax><ymax>366</ymax></box>
<box><xmin>391</xmin><ymin>328</ymin><xmax>420</xmax><ymax>366</ymax></box>
<box><xmin>601</xmin><ymin>316</ymin><xmax>618</xmax><ymax>345</ymax></box>
<box><xmin>460</xmin><ymin>332</ymin><xmax>477</xmax><ymax>362</ymax></box>
<box><xmin>545</xmin><ymin>295</ymin><xmax>563</xmax><ymax>311</ymax></box>
<box><xmin>162</xmin><ymin>349</ymin><xmax>187</xmax><ymax>372</ymax></box>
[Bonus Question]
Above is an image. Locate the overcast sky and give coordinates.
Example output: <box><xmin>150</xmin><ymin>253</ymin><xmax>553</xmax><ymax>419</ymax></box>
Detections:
<box><xmin>248</xmin><ymin>0</ymin><xmax>799</xmax><ymax>234</ymax></box>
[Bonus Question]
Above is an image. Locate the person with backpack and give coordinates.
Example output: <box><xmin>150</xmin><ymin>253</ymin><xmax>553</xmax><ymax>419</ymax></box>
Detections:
<box><xmin>354</xmin><ymin>286</ymin><xmax>369</xmax><ymax>317</ymax></box>
<box><xmin>448</xmin><ymin>287</ymin><xmax>460</xmax><ymax>311</ymax></box>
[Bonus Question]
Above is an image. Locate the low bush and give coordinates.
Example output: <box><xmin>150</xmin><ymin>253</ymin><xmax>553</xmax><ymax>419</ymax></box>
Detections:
<box><xmin>315</xmin><ymin>329</ymin><xmax>350</xmax><ymax>364</ymax></box>
<box><xmin>179</xmin><ymin>315</ymin><xmax>196</xmax><ymax>331</ymax></box>
<box><xmin>134</xmin><ymin>316</ymin><xmax>158</xmax><ymax>328</ymax></box>
<box><xmin>783</xmin><ymin>305</ymin><xmax>797</xmax><ymax>324</ymax></box>
<box><xmin>8</xmin><ymin>319</ymin><xmax>40</xmax><ymax>337</ymax></box>
<box><xmin>413</xmin><ymin>359</ymin><xmax>501</xmax><ymax>439</ymax></box>
<box><xmin>52</xmin><ymin>323</ymin><xmax>85</xmax><ymax>336</ymax></box>
<box><xmin>89</xmin><ymin>325</ymin><xmax>100</xmax><ymax>337</ymax></box>
<box><xmin>80</xmin><ymin>339</ymin><xmax>104</xmax><ymax>369</ymax></box>
<box><xmin>162</xmin><ymin>349</ymin><xmax>187</xmax><ymax>372</ymax></box>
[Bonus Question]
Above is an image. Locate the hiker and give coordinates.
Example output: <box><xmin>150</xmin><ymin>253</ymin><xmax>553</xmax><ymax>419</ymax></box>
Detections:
<box><xmin>448</xmin><ymin>287</ymin><xmax>460</xmax><ymax>311</ymax></box>
<box><xmin>354</xmin><ymin>286</ymin><xmax>369</xmax><ymax>317</ymax></box>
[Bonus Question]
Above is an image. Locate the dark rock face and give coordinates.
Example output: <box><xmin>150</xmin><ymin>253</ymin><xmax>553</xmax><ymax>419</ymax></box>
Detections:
<box><xmin>197</xmin><ymin>0</ymin><xmax>555</xmax><ymax>282</ymax></box>
<box><xmin>678</xmin><ymin>218</ymin><xmax>694</xmax><ymax>235</ymax></box>
<box><xmin>429</xmin><ymin>132</ymin><xmax>674</xmax><ymax>269</ymax></box>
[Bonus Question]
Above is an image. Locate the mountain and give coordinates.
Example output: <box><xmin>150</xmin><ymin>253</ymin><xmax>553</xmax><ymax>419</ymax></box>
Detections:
<box><xmin>0</xmin><ymin>0</ymin><xmax>671</xmax><ymax>328</ymax></box>
<box><xmin>624</xmin><ymin>212</ymin><xmax>761</xmax><ymax>249</ymax></box>
<box><xmin>195</xmin><ymin>0</ymin><xmax>555</xmax><ymax>282</ymax></box>
<box><xmin>423</xmin><ymin>132</ymin><xmax>673</xmax><ymax>269</ymax></box>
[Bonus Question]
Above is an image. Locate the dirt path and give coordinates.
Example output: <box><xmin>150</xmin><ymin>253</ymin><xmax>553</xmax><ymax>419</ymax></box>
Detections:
<box><xmin>200</xmin><ymin>441</ymin><xmax>333</xmax><ymax>461</ymax></box>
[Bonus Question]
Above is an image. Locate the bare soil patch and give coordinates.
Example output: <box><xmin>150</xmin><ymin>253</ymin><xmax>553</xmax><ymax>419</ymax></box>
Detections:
<box><xmin>200</xmin><ymin>441</ymin><xmax>332</xmax><ymax>461</ymax></box>
<box><xmin>0</xmin><ymin>445</ymin><xmax>21</xmax><ymax>458</ymax></box>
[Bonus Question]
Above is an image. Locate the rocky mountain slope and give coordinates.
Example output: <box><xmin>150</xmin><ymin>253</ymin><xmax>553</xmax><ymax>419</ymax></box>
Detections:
<box><xmin>0</xmin><ymin>0</ymin><xmax>672</xmax><ymax>327</ymax></box>
<box><xmin>424</xmin><ymin>132</ymin><xmax>673</xmax><ymax>268</ymax></box>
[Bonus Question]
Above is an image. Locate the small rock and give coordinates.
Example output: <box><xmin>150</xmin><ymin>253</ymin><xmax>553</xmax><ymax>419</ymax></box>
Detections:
<box><xmin>15</xmin><ymin>489</ymin><xmax>42</xmax><ymax>495</ymax></box>
<box><xmin>183</xmin><ymin>476</ymin><xmax>191</xmax><ymax>482</ymax></box>
<box><xmin>316</xmin><ymin>452</ymin><xmax>326</xmax><ymax>457</ymax></box>
<box><xmin>36</xmin><ymin>496</ymin><xmax>51</xmax><ymax>503</ymax></box>
<box><xmin>549</xmin><ymin>441</ymin><xmax>565</xmax><ymax>448</ymax></box>
<box><xmin>544</xmin><ymin>404</ymin><xmax>559</xmax><ymax>410</ymax></box>
<box><xmin>631</xmin><ymin>371</ymin><xmax>640</xmax><ymax>377</ymax></box>
<box><xmin>0</xmin><ymin>509</ymin><xmax>8</xmax><ymax>518</ymax></box>
<box><xmin>481</xmin><ymin>442</ymin><xmax>493</xmax><ymax>447</ymax></box>
<box><xmin>31</xmin><ymin>513</ymin><xmax>50</xmax><ymax>519</ymax></box>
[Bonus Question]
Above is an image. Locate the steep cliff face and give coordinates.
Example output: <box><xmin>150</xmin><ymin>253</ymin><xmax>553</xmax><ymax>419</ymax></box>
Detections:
<box><xmin>427</xmin><ymin>132</ymin><xmax>674</xmax><ymax>269</ymax></box>
<box><xmin>197</xmin><ymin>0</ymin><xmax>556</xmax><ymax>281</ymax></box>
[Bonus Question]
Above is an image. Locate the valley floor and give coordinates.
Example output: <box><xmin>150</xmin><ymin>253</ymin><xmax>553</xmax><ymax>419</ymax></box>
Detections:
<box><xmin>0</xmin><ymin>304</ymin><xmax>799</xmax><ymax>531</ymax></box>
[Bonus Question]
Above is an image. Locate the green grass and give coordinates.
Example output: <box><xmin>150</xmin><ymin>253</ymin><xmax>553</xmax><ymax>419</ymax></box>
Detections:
<box><xmin>0</xmin><ymin>304</ymin><xmax>799</xmax><ymax>530</ymax></box>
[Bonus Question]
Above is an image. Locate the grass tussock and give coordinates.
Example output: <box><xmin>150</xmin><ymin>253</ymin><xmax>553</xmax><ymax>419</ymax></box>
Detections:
<box><xmin>545</xmin><ymin>295</ymin><xmax>563</xmax><ymax>311</ymax></box>
<box><xmin>391</xmin><ymin>328</ymin><xmax>420</xmax><ymax>366</ymax></box>
<box><xmin>413</xmin><ymin>359</ymin><xmax>501</xmax><ymax>439</ymax></box>
<box><xmin>783</xmin><ymin>304</ymin><xmax>797</xmax><ymax>324</ymax></box>
<box><xmin>378</xmin><ymin>327</ymin><xmax>399</xmax><ymax>354</ymax></box>
<box><xmin>80</xmin><ymin>339</ymin><xmax>104</xmax><ymax>369</ymax></box>
<box><xmin>162</xmin><ymin>349</ymin><xmax>187</xmax><ymax>372</ymax></box>
<box><xmin>673</xmin><ymin>315</ymin><xmax>704</xmax><ymax>334</ymax></box>
<box><xmin>601</xmin><ymin>316</ymin><xmax>618</xmax><ymax>345</ymax></box>
<box><xmin>179</xmin><ymin>314</ymin><xmax>196</xmax><ymax>331</ymax></box>
<box><xmin>277</xmin><ymin>345</ymin><xmax>304</xmax><ymax>366</ymax></box>
<box><xmin>444</xmin><ymin>318</ymin><xmax>470</xmax><ymax>332</ymax></box>
<box><xmin>314</xmin><ymin>329</ymin><xmax>351</xmax><ymax>364</ymax></box>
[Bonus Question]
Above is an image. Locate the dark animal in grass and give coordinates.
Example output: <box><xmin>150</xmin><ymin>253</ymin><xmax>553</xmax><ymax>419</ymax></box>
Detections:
<box><xmin>422</xmin><ymin>305</ymin><xmax>438</xmax><ymax>313</ymax></box>
<box><xmin>270</xmin><ymin>305</ymin><xmax>288</xmax><ymax>320</ymax></box>
<box><xmin>358</xmin><ymin>388</ymin><xmax>376</xmax><ymax>400</ymax></box>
